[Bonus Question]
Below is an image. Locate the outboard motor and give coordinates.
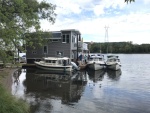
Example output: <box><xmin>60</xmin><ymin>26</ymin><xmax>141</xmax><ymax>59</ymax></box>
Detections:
<box><xmin>71</xmin><ymin>62</ymin><xmax>80</xmax><ymax>70</ymax></box>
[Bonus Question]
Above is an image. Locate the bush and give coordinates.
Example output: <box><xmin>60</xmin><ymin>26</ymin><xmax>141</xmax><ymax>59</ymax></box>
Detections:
<box><xmin>0</xmin><ymin>85</ymin><xmax>29</xmax><ymax>113</ymax></box>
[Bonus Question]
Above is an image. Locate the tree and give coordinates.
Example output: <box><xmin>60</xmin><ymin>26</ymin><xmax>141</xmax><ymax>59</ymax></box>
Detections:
<box><xmin>0</xmin><ymin>0</ymin><xmax>56</xmax><ymax>63</ymax></box>
<box><xmin>125</xmin><ymin>0</ymin><xmax>135</xmax><ymax>3</ymax></box>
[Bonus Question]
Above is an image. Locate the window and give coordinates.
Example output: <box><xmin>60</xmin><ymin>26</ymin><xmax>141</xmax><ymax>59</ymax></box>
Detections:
<box><xmin>62</xmin><ymin>35</ymin><xmax>66</xmax><ymax>42</ymax></box>
<box><xmin>62</xmin><ymin>34</ymin><xmax>70</xmax><ymax>43</ymax></box>
<box><xmin>48</xmin><ymin>39</ymin><xmax>60</xmax><ymax>43</ymax></box>
<box><xmin>72</xmin><ymin>35</ymin><xmax>76</xmax><ymax>43</ymax></box>
<box><xmin>52</xmin><ymin>60</ymin><xmax>56</xmax><ymax>63</ymax></box>
<box><xmin>32</xmin><ymin>51</ymin><xmax>37</xmax><ymax>54</ymax></box>
<box><xmin>51</xmin><ymin>39</ymin><xmax>60</xmax><ymax>42</ymax></box>
<box><xmin>43</xmin><ymin>46</ymin><xmax>48</xmax><ymax>54</ymax></box>
<box><xmin>66</xmin><ymin>35</ymin><xmax>69</xmax><ymax>43</ymax></box>
<box><xmin>72</xmin><ymin>36</ymin><xmax>74</xmax><ymax>42</ymax></box>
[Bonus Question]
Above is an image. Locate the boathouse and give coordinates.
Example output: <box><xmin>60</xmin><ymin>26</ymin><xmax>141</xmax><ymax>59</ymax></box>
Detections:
<box><xmin>26</xmin><ymin>29</ymin><xmax>88</xmax><ymax>63</ymax></box>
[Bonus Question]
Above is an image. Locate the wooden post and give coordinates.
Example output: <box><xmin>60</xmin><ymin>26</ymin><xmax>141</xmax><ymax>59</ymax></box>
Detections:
<box><xmin>77</xmin><ymin>34</ymin><xmax>79</xmax><ymax>61</ymax></box>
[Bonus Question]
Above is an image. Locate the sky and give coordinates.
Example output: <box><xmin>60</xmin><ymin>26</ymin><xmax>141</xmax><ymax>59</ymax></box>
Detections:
<box><xmin>39</xmin><ymin>0</ymin><xmax>150</xmax><ymax>44</ymax></box>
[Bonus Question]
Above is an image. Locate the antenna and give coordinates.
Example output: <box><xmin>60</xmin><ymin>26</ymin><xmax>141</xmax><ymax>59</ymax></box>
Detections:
<box><xmin>104</xmin><ymin>25</ymin><xmax>109</xmax><ymax>53</ymax></box>
<box><xmin>104</xmin><ymin>25</ymin><xmax>109</xmax><ymax>42</ymax></box>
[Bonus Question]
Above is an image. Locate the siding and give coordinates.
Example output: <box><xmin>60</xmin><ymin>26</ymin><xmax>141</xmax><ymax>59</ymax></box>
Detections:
<box><xmin>26</xmin><ymin>30</ymin><xmax>81</xmax><ymax>63</ymax></box>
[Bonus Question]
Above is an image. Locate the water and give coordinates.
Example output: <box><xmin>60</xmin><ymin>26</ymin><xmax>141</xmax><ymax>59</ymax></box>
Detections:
<box><xmin>12</xmin><ymin>54</ymin><xmax>150</xmax><ymax>113</ymax></box>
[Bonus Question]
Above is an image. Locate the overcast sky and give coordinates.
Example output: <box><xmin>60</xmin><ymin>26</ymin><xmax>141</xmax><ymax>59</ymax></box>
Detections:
<box><xmin>39</xmin><ymin>0</ymin><xmax>150</xmax><ymax>44</ymax></box>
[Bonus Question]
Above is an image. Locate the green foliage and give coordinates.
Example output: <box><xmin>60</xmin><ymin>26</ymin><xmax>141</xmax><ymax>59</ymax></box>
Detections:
<box><xmin>125</xmin><ymin>0</ymin><xmax>135</xmax><ymax>3</ymax></box>
<box><xmin>25</xmin><ymin>31</ymin><xmax>51</xmax><ymax>48</ymax></box>
<box><xmin>0</xmin><ymin>49</ymin><xmax>14</xmax><ymax>65</ymax></box>
<box><xmin>0</xmin><ymin>0</ymin><xmax>56</xmax><ymax>62</ymax></box>
<box><xmin>0</xmin><ymin>85</ymin><xmax>29</xmax><ymax>113</ymax></box>
<box><xmin>89</xmin><ymin>42</ymin><xmax>150</xmax><ymax>53</ymax></box>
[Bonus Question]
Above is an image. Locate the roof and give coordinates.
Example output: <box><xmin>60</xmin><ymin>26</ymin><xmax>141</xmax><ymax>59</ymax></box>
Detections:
<box><xmin>44</xmin><ymin>57</ymin><xmax>70</xmax><ymax>60</ymax></box>
<box><xmin>107</xmin><ymin>55</ymin><xmax>119</xmax><ymax>58</ymax></box>
<box><xmin>61</xmin><ymin>29</ymin><xmax>81</xmax><ymax>35</ymax></box>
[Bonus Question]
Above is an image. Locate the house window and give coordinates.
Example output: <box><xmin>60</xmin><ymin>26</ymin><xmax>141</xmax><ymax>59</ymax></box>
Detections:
<box><xmin>62</xmin><ymin>34</ymin><xmax>70</xmax><ymax>43</ymax></box>
<box><xmin>72</xmin><ymin>36</ymin><xmax>74</xmax><ymax>42</ymax></box>
<box><xmin>72</xmin><ymin>36</ymin><xmax>76</xmax><ymax>43</ymax></box>
<box><xmin>66</xmin><ymin>35</ymin><xmax>69</xmax><ymax>43</ymax></box>
<box><xmin>51</xmin><ymin>39</ymin><xmax>60</xmax><ymax>42</ymax></box>
<box><xmin>43</xmin><ymin>46</ymin><xmax>48</xmax><ymax>54</ymax></box>
<box><xmin>62</xmin><ymin>35</ymin><xmax>66</xmax><ymax>42</ymax></box>
<box><xmin>32</xmin><ymin>51</ymin><xmax>37</xmax><ymax>54</ymax></box>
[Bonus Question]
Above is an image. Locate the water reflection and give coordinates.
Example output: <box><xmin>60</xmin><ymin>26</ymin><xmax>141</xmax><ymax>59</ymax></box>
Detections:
<box><xmin>13</xmin><ymin>68</ymin><xmax>22</xmax><ymax>85</ymax></box>
<box><xmin>87</xmin><ymin>69</ymin><xmax>105</xmax><ymax>82</ymax></box>
<box><xmin>21</xmin><ymin>69</ymin><xmax>88</xmax><ymax>112</ymax></box>
<box><xmin>106</xmin><ymin>69</ymin><xmax>122</xmax><ymax>80</ymax></box>
<box><xmin>12</xmin><ymin>68</ymin><xmax>123</xmax><ymax>113</ymax></box>
<box><xmin>11</xmin><ymin>55</ymin><xmax>150</xmax><ymax>113</ymax></box>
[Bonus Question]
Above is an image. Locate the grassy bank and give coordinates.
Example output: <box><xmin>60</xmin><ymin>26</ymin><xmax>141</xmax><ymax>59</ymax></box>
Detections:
<box><xmin>0</xmin><ymin>68</ymin><xmax>29</xmax><ymax>113</ymax></box>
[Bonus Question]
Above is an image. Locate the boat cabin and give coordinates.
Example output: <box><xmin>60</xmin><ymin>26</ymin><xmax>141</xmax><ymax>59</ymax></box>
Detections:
<box><xmin>42</xmin><ymin>57</ymin><xmax>71</xmax><ymax>66</ymax></box>
<box><xmin>89</xmin><ymin>57</ymin><xmax>104</xmax><ymax>61</ymax></box>
<box><xmin>107</xmin><ymin>58</ymin><xmax>120</xmax><ymax>62</ymax></box>
<box><xmin>107</xmin><ymin>55</ymin><xmax>119</xmax><ymax>58</ymax></box>
<box><xmin>89</xmin><ymin>54</ymin><xmax>105</xmax><ymax>61</ymax></box>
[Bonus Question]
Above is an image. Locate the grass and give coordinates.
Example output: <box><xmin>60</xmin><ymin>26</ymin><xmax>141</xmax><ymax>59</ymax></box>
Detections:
<box><xmin>0</xmin><ymin>68</ymin><xmax>29</xmax><ymax>113</ymax></box>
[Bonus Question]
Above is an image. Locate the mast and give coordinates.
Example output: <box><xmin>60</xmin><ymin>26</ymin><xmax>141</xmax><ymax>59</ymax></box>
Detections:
<box><xmin>104</xmin><ymin>26</ymin><xmax>109</xmax><ymax>53</ymax></box>
<box><xmin>100</xmin><ymin>43</ymin><xmax>101</xmax><ymax>53</ymax></box>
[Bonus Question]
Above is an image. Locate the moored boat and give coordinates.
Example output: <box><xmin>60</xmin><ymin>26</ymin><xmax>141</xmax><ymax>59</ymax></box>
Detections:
<box><xmin>105</xmin><ymin>55</ymin><xmax>121</xmax><ymax>70</ymax></box>
<box><xmin>34</xmin><ymin>57</ymin><xmax>78</xmax><ymax>72</ymax></box>
<box><xmin>87</xmin><ymin>54</ymin><xmax>105</xmax><ymax>70</ymax></box>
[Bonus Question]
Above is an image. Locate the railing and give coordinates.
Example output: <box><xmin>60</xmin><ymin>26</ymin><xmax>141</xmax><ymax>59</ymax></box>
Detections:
<box><xmin>71</xmin><ymin>42</ymin><xmax>88</xmax><ymax>51</ymax></box>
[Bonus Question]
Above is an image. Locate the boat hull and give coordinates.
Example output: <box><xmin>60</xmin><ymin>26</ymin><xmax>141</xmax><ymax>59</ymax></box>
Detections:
<box><xmin>106</xmin><ymin>63</ymin><xmax>121</xmax><ymax>71</ymax></box>
<box><xmin>87</xmin><ymin>63</ymin><xmax>104</xmax><ymax>70</ymax></box>
<box><xmin>35</xmin><ymin>62</ymin><xmax>72</xmax><ymax>72</ymax></box>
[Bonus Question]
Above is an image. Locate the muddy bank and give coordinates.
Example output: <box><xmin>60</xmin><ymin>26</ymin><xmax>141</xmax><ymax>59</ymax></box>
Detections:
<box><xmin>0</xmin><ymin>68</ymin><xmax>19</xmax><ymax>93</ymax></box>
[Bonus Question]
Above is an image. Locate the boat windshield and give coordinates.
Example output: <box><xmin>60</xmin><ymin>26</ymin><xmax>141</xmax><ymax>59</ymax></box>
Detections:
<box><xmin>45</xmin><ymin>60</ymin><xmax>56</xmax><ymax>63</ymax></box>
<box><xmin>89</xmin><ymin>57</ymin><xmax>100</xmax><ymax>61</ymax></box>
<box><xmin>58</xmin><ymin>60</ymin><xmax>62</xmax><ymax>64</ymax></box>
<box><xmin>99</xmin><ymin>58</ymin><xmax>103</xmax><ymax>61</ymax></box>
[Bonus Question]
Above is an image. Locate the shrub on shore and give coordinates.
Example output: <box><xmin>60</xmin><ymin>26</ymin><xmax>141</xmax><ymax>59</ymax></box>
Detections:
<box><xmin>0</xmin><ymin>84</ymin><xmax>29</xmax><ymax>113</ymax></box>
<box><xmin>0</xmin><ymin>82</ymin><xmax>29</xmax><ymax>113</ymax></box>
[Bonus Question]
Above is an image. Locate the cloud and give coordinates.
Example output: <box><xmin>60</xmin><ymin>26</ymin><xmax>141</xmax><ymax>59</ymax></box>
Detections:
<box><xmin>38</xmin><ymin>0</ymin><xmax>150</xmax><ymax>44</ymax></box>
<box><xmin>144</xmin><ymin>0</ymin><xmax>150</xmax><ymax>4</ymax></box>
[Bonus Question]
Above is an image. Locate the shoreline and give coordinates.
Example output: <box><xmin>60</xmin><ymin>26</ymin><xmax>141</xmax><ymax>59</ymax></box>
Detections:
<box><xmin>0</xmin><ymin>68</ymin><xmax>19</xmax><ymax>93</ymax></box>
<box><xmin>0</xmin><ymin>67</ymin><xmax>30</xmax><ymax>113</ymax></box>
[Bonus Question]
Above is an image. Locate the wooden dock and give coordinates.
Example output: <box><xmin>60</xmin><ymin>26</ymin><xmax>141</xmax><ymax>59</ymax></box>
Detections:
<box><xmin>22</xmin><ymin>64</ymin><xmax>36</xmax><ymax>68</ymax></box>
<box><xmin>79</xmin><ymin>64</ymin><xmax>87</xmax><ymax>70</ymax></box>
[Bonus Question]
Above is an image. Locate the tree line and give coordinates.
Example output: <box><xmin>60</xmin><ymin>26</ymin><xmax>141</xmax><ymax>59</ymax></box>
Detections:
<box><xmin>87</xmin><ymin>42</ymin><xmax>150</xmax><ymax>53</ymax></box>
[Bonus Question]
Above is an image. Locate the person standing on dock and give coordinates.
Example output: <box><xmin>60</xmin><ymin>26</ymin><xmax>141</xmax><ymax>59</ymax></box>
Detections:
<box><xmin>79</xmin><ymin>54</ymin><xmax>82</xmax><ymax>61</ymax></box>
<box><xmin>79</xmin><ymin>54</ymin><xmax>83</xmax><ymax>65</ymax></box>
<box><xmin>84</xmin><ymin>54</ymin><xmax>87</xmax><ymax>64</ymax></box>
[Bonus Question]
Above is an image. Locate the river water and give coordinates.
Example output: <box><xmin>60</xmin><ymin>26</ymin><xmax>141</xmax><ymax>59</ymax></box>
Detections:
<box><xmin>12</xmin><ymin>54</ymin><xmax>150</xmax><ymax>113</ymax></box>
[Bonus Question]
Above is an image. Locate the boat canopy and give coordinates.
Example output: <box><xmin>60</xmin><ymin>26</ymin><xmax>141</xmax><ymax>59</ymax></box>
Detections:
<box><xmin>43</xmin><ymin>57</ymin><xmax>70</xmax><ymax>61</ymax></box>
<box><xmin>107</xmin><ymin>55</ymin><xmax>118</xmax><ymax>58</ymax></box>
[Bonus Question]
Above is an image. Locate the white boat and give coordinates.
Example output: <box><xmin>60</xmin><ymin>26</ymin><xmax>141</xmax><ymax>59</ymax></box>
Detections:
<box><xmin>34</xmin><ymin>57</ymin><xmax>78</xmax><ymax>72</ymax></box>
<box><xmin>87</xmin><ymin>54</ymin><xmax>105</xmax><ymax>70</ymax></box>
<box><xmin>105</xmin><ymin>55</ymin><xmax>121</xmax><ymax>70</ymax></box>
